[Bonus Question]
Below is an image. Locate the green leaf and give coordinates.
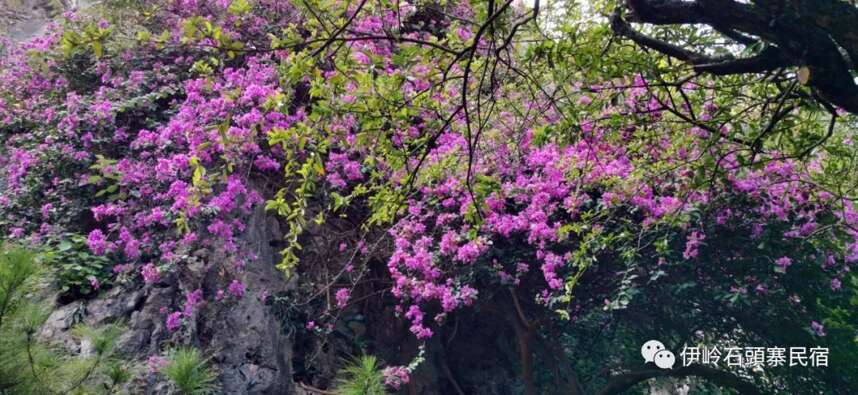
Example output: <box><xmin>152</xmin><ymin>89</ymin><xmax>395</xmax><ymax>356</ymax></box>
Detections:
<box><xmin>228</xmin><ymin>0</ymin><xmax>252</xmax><ymax>15</ymax></box>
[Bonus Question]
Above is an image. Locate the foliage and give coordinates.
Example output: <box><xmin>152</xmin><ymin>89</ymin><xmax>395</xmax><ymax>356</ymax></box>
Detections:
<box><xmin>334</xmin><ymin>355</ymin><xmax>387</xmax><ymax>395</ymax></box>
<box><xmin>0</xmin><ymin>244</ymin><xmax>131</xmax><ymax>394</ymax></box>
<box><xmin>43</xmin><ymin>233</ymin><xmax>113</xmax><ymax>298</ymax></box>
<box><xmin>0</xmin><ymin>245</ymin><xmax>44</xmax><ymax>392</ymax></box>
<box><xmin>0</xmin><ymin>0</ymin><xmax>857</xmax><ymax>393</ymax></box>
<box><xmin>161</xmin><ymin>347</ymin><xmax>218</xmax><ymax>395</ymax></box>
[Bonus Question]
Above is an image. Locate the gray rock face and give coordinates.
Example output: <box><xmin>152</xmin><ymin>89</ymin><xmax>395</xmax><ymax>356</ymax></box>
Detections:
<box><xmin>39</xmin><ymin>206</ymin><xmax>298</xmax><ymax>394</ymax></box>
<box><xmin>202</xmin><ymin>208</ymin><xmax>295</xmax><ymax>394</ymax></box>
<box><xmin>1</xmin><ymin>0</ymin><xmax>63</xmax><ymax>42</ymax></box>
<box><xmin>1</xmin><ymin>0</ymin><xmax>97</xmax><ymax>43</ymax></box>
<box><xmin>39</xmin><ymin>299</ymin><xmax>85</xmax><ymax>351</ymax></box>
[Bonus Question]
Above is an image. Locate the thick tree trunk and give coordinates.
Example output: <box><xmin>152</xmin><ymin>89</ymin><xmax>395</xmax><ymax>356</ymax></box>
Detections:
<box><xmin>508</xmin><ymin>289</ymin><xmax>537</xmax><ymax>395</ymax></box>
<box><xmin>510</xmin><ymin>316</ymin><xmax>536</xmax><ymax>395</ymax></box>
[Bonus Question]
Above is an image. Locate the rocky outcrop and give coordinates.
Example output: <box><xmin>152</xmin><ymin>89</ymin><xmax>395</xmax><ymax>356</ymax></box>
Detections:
<box><xmin>1</xmin><ymin>0</ymin><xmax>67</xmax><ymax>42</ymax></box>
<box><xmin>199</xmin><ymin>207</ymin><xmax>295</xmax><ymax>394</ymax></box>
<box><xmin>40</xmin><ymin>206</ymin><xmax>298</xmax><ymax>394</ymax></box>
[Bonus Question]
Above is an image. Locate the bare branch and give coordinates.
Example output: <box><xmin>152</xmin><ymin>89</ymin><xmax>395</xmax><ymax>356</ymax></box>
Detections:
<box><xmin>598</xmin><ymin>364</ymin><xmax>763</xmax><ymax>395</ymax></box>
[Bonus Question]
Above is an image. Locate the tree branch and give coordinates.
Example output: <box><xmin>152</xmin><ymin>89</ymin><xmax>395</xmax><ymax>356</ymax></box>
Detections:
<box><xmin>610</xmin><ymin>11</ymin><xmax>717</xmax><ymax>64</ymax></box>
<box><xmin>611</xmin><ymin>0</ymin><xmax>858</xmax><ymax>114</ymax></box>
<box><xmin>598</xmin><ymin>363</ymin><xmax>762</xmax><ymax>395</ymax></box>
<box><xmin>693</xmin><ymin>47</ymin><xmax>795</xmax><ymax>75</ymax></box>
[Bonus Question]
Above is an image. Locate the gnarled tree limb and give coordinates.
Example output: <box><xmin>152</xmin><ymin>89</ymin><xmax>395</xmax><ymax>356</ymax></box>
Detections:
<box><xmin>598</xmin><ymin>363</ymin><xmax>763</xmax><ymax>395</ymax></box>
<box><xmin>611</xmin><ymin>0</ymin><xmax>858</xmax><ymax>114</ymax></box>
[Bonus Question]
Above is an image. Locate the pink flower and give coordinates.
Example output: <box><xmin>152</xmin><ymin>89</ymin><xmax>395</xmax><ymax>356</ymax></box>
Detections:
<box><xmin>88</xmin><ymin>276</ymin><xmax>100</xmax><ymax>290</ymax></box>
<box><xmin>228</xmin><ymin>279</ymin><xmax>246</xmax><ymax>298</ymax></box>
<box><xmin>253</xmin><ymin>155</ymin><xmax>280</xmax><ymax>171</ymax></box>
<box><xmin>775</xmin><ymin>256</ymin><xmax>793</xmax><ymax>271</ymax></box>
<box><xmin>335</xmin><ymin>288</ymin><xmax>350</xmax><ymax>308</ymax></box>
<box><xmin>683</xmin><ymin>230</ymin><xmax>705</xmax><ymax>260</ymax></box>
<box><xmin>141</xmin><ymin>263</ymin><xmax>161</xmax><ymax>284</ymax></box>
<box><xmin>455</xmin><ymin>240</ymin><xmax>484</xmax><ymax>264</ymax></box>
<box><xmin>439</xmin><ymin>231</ymin><xmax>459</xmax><ymax>256</ymax></box>
<box><xmin>831</xmin><ymin>278</ymin><xmax>842</xmax><ymax>290</ymax></box>
<box><xmin>455</xmin><ymin>26</ymin><xmax>472</xmax><ymax>42</ymax></box>
<box><xmin>40</xmin><ymin>203</ymin><xmax>53</xmax><ymax>220</ymax></box>
<box><xmin>352</xmin><ymin>51</ymin><xmax>370</xmax><ymax>64</ymax></box>
<box><xmin>811</xmin><ymin>321</ymin><xmax>826</xmax><ymax>337</ymax></box>
<box><xmin>86</xmin><ymin>229</ymin><xmax>109</xmax><ymax>255</ymax></box>
<box><xmin>183</xmin><ymin>289</ymin><xmax>203</xmax><ymax>316</ymax></box>
<box><xmin>147</xmin><ymin>355</ymin><xmax>169</xmax><ymax>373</ymax></box>
<box><xmin>9</xmin><ymin>228</ymin><xmax>24</xmax><ymax>238</ymax></box>
<box><xmin>382</xmin><ymin>366</ymin><xmax>410</xmax><ymax>389</ymax></box>
<box><xmin>166</xmin><ymin>312</ymin><xmax>182</xmax><ymax>331</ymax></box>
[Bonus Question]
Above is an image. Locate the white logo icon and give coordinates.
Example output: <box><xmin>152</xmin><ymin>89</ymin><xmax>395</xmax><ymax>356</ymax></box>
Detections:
<box><xmin>642</xmin><ymin>340</ymin><xmax>675</xmax><ymax>369</ymax></box>
<box><xmin>654</xmin><ymin>349</ymin><xmax>676</xmax><ymax>369</ymax></box>
<box><xmin>641</xmin><ymin>340</ymin><xmax>666</xmax><ymax>363</ymax></box>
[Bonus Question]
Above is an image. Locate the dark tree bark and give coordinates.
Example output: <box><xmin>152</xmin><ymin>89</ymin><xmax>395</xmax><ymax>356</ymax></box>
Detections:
<box><xmin>611</xmin><ymin>0</ymin><xmax>858</xmax><ymax>114</ymax></box>
<box><xmin>508</xmin><ymin>289</ymin><xmax>537</xmax><ymax>395</ymax></box>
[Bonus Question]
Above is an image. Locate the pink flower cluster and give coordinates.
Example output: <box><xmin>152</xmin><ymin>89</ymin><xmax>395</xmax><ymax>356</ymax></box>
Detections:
<box><xmin>382</xmin><ymin>366</ymin><xmax>410</xmax><ymax>389</ymax></box>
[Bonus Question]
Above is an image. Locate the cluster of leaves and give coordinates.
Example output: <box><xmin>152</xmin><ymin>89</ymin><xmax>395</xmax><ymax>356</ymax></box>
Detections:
<box><xmin>43</xmin><ymin>233</ymin><xmax>113</xmax><ymax>299</ymax></box>
<box><xmin>0</xmin><ymin>0</ymin><xmax>857</xmax><ymax>393</ymax></box>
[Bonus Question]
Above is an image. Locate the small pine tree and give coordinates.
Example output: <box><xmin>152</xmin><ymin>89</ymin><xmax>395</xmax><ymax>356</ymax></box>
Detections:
<box><xmin>334</xmin><ymin>355</ymin><xmax>387</xmax><ymax>395</ymax></box>
<box><xmin>162</xmin><ymin>347</ymin><xmax>218</xmax><ymax>395</ymax></box>
<box><xmin>0</xmin><ymin>244</ymin><xmax>132</xmax><ymax>394</ymax></box>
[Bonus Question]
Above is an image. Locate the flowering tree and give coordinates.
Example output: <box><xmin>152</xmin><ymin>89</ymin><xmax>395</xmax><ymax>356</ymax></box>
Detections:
<box><xmin>1</xmin><ymin>0</ymin><xmax>856</xmax><ymax>393</ymax></box>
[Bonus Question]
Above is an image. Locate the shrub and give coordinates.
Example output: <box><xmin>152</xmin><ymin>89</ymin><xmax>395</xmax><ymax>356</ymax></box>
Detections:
<box><xmin>44</xmin><ymin>234</ymin><xmax>112</xmax><ymax>299</ymax></box>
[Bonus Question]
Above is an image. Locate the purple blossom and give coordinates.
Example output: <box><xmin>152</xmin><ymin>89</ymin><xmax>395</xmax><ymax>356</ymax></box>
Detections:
<box><xmin>40</xmin><ymin>203</ymin><xmax>53</xmax><ymax>220</ymax></box>
<box><xmin>775</xmin><ymin>256</ymin><xmax>793</xmax><ymax>271</ymax></box>
<box><xmin>811</xmin><ymin>321</ymin><xmax>826</xmax><ymax>337</ymax></box>
<box><xmin>88</xmin><ymin>276</ymin><xmax>100</xmax><ymax>290</ymax></box>
<box><xmin>455</xmin><ymin>240</ymin><xmax>484</xmax><ymax>264</ymax></box>
<box><xmin>683</xmin><ymin>230</ymin><xmax>705</xmax><ymax>260</ymax></box>
<box><xmin>147</xmin><ymin>355</ymin><xmax>169</xmax><ymax>373</ymax></box>
<box><xmin>455</xmin><ymin>26</ymin><xmax>472</xmax><ymax>42</ymax></box>
<box><xmin>253</xmin><ymin>155</ymin><xmax>280</xmax><ymax>171</ymax></box>
<box><xmin>228</xmin><ymin>279</ymin><xmax>246</xmax><ymax>298</ymax></box>
<box><xmin>831</xmin><ymin>278</ymin><xmax>842</xmax><ymax>290</ymax></box>
<box><xmin>86</xmin><ymin>229</ymin><xmax>109</xmax><ymax>255</ymax></box>
<box><xmin>141</xmin><ymin>263</ymin><xmax>160</xmax><ymax>284</ymax></box>
<box><xmin>382</xmin><ymin>366</ymin><xmax>410</xmax><ymax>389</ymax></box>
<box><xmin>166</xmin><ymin>312</ymin><xmax>182</xmax><ymax>331</ymax></box>
<box><xmin>352</xmin><ymin>51</ymin><xmax>370</xmax><ymax>64</ymax></box>
<box><xmin>335</xmin><ymin>288</ymin><xmax>350</xmax><ymax>308</ymax></box>
<box><xmin>183</xmin><ymin>289</ymin><xmax>204</xmax><ymax>316</ymax></box>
